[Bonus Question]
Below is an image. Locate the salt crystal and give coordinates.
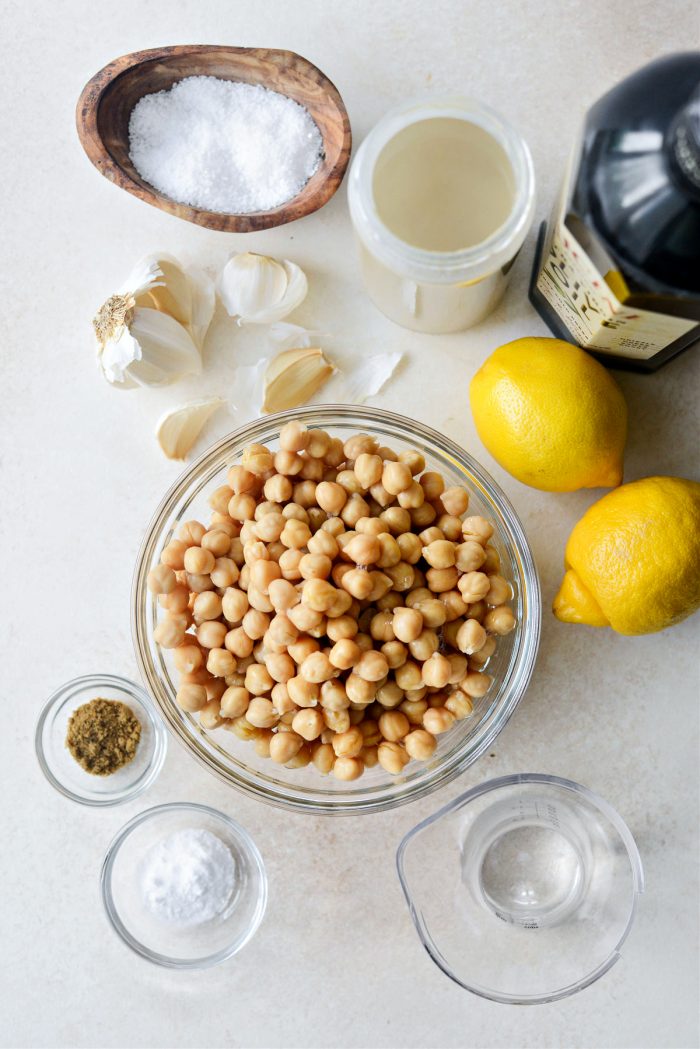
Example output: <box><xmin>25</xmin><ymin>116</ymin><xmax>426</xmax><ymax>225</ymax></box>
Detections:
<box><xmin>128</xmin><ymin>76</ymin><xmax>323</xmax><ymax>214</ymax></box>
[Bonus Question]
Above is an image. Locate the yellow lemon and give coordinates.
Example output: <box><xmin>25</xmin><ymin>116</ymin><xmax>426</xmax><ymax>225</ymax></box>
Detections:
<box><xmin>469</xmin><ymin>337</ymin><xmax>627</xmax><ymax>491</ymax></box>
<box><xmin>553</xmin><ymin>476</ymin><xmax>700</xmax><ymax>635</ymax></box>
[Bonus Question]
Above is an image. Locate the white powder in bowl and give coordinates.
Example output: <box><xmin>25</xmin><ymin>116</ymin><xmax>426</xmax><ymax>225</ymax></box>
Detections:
<box><xmin>140</xmin><ymin>827</ymin><xmax>236</xmax><ymax>926</ymax></box>
<box><xmin>128</xmin><ymin>75</ymin><xmax>324</xmax><ymax>214</ymax></box>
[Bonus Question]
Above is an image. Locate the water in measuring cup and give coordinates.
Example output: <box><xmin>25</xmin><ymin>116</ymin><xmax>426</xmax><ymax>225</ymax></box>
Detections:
<box><xmin>461</xmin><ymin>795</ymin><xmax>587</xmax><ymax>929</ymax></box>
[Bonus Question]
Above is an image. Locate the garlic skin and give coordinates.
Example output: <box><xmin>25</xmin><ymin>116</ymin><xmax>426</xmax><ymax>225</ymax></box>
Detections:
<box><xmin>218</xmin><ymin>252</ymin><xmax>308</xmax><ymax>325</ymax></box>
<box><xmin>156</xmin><ymin>398</ymin><xmax>226</xmax><ymax>460</ymax></box>
<box><xmin>93</xmin><ymin>254</ymin><xmax>213</xmax><ymax>388</ymax></box>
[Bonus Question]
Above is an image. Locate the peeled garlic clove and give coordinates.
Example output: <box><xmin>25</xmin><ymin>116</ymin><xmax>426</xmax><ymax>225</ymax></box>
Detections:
<box><xmin>262</xmin><ymin>347</ymin><xmax>334</xmax><ymax>413</ymax></box>
<box><xmin>156</xmin><ymin>398</ymin><xmax>226</xmax><ymax>460</ymax></box>
<box><xmin>218</xmin><ymin>252</ymin><xmax>308</xmax><ymax>324</ymax></box>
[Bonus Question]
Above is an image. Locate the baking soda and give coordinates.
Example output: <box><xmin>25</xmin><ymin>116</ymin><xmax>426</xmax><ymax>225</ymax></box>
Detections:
<box><xmin>128</xmin><ymin>76</ymin><xmax>323</xmax><ymax>214</ymax></box>
<box><xmin>140</xmin><ymin>827</ymin><xmax>236</xmax><ymax>926</ymax></box>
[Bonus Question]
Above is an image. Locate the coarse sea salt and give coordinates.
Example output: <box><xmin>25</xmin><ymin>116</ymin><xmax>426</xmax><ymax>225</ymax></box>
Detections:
<box><xmin>128</xmin><ymin>76</ymin><xmax>323</xmax><ymax>214</ymax></box>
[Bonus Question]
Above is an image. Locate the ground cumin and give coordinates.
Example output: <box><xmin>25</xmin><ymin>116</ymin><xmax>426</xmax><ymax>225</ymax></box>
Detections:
<box><xmin>66</xmin><ymin>698</ymin><xmax>141</xmax><ymax>776</ymax></box>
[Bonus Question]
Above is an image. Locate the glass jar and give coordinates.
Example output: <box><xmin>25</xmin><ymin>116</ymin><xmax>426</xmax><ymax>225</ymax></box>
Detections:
<box><xmin>133</xmin><ymin>405</ymin><xmax>541</xmax><ymax>815</ymax></box>
<box><xmin>348</xmin><ymin>97</ymin><xmax>535</xmax><ymax>333</ymax></box>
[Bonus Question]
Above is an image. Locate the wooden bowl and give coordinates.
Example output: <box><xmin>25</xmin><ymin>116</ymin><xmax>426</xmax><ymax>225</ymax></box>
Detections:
<box><xmin>76</xmin><ymin>45</ymin><xmax>352</xmax><ymax>232</ymax></box>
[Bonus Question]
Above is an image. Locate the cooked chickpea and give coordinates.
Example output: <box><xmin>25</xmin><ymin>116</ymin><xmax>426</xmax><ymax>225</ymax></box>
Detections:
<box><xmin>423</xmin><ymin>707</ymin><xmax>455</xmax><ymax>734</ymax></box>
<box><xmin>462</xmin><ymin>516</ymin><xmax>494</xmax><ymax>544</ymax></box>
<box><xmin>312</xmin><ymin>742</ymin><xmax>334</xmax><ymax>774</ymax></box>
<box><xmin>287</xmin><ymin>676</ymin><xmax>319</xmax><ymax>708</ymax></box>
<box><xmin>404</xmin><ymin>728</ymin><xmax>437</xmax><ymax>760</ymax></box>
<box><xmin>207</xmin><ymin>648</ymin><xmax>236</xmax><ymax>678</ymax></box>
<box><xmin>484</xmin><ymin>606</ymin><xmax>517</xmax><ymax>635</ymax></box>
<box><xmin>333</xmin><ymin>756</ymin><xmax>364</xmax><ymax>780</ymax></box>
<box><xmin>302</xmin><ymin>578</ymin><xmax>337</xmax><ymax>612</ymax></box>
<box><xmin>279</xmin><ymin>420</ymin><xmax>309</xmax><ymax>452</ymax></box>
<box><xmin>177</xmin><ymin>683</ymin><xmax>208</xmax><ymax>712</ymax></box>
<box><xmin>426</xmin><ymin>566</ymin><xmax>459</xmax><ymax>593</ymax></box>
<box><xmin>299</xmin><ymin>651</ymin><xmax>335</xmax><ymax>683</ymax></box>
<box><xmin>445</xmin><ymin>690</ymin><xmax>474</xmax><ymax>720</ymax></box>
<box><xmin>462</xmin><ymin>671</ymin><xmax>493</xmax><ymax>697</ymax></box>
<box><xmin>395</xmin><ymin>660</ymin><xmax>423</xmax><ymax>691</ymax></box>
<box><xmin>220</xmin><ymin>686</ymin><xmax>250</xmax><ymax>719</ymax></box>
<box><xmin>378</xmin><ymin>710</ymin><xmax>410</xmax><ymax>742</ymax></box>
<box><xmin>179</xmin><ymin>520</ymin><xmax>207</xmax><ymax>546</ymax></box>
<box><xmin>245</xmin><ymin>696</ymin><xmax>277</xmax><ymax>728</ymax></box>
<box><xmin>174</xmin><ymin>643</ymin><xmax>203</xmax><ymax>675</ymax></box>
<box><xmin>269</xmin><ymin>731</ymin><xmax>303</xmax><ymax>763</ymax></box>
<box><xmin>280</xmin><ymin>518</ymin><xmax>311</xmax><ymax>549</ymax></box>
<box><xmin>324</xmin><ymin>708</ymin><xmax>351</xmax><ymax>733</ymax></box>
<box><xmin>354</xmin><ymin>453</ymin><xmax>384</xmax><ymax>489</ymax></box>
<box><xmin>455</xmin><ymin>540</ymin><xmax>487</xmax><ymax>573</ymax></box>
<box><xmin>222</xmin><ymin>587</ymin><xmax>249</xmax><ymax>624</ymax></box>
<box><xmin>422</xmin><ymin>539</ymin><xmax>455</xmax><ymax>570</ymax></box>
<box><xmin>148</xmin><ymin>564</ymin><xmax>177</xmax><ymax>595</ymax></box>
<box><xmin>378</xmin><ymin>741</ymin><xmax>410</xmax><ymax>774</ymax></box>
<box><xmin>414</xmin><ymin>598</ymin><xmax>447</xmax><ymax>629</ymax></box>
<box><xmin>278</xmin><ymin>548</ymin><xmax>304</xmax><ymax>580</ymax></box>
<box><xmin>315</xmin><ymin>480</ymin><xmax>347</xmax><ymax>515</ymax></box>
<box><xmin>329</xmin><ymin>638</ymin><xmax>361</xmax><ymax>670</ymax></box>
<box><xmin>153</xmin><ymin>616</ymin><xmax>187</xmax><ymax>649</ymax></box>
<box><xmin>355</xmin><ymin>649</ymin><xmax>389</xmax><ymax>682</ymax></box>
<box><xmin>268</xmin><ymin>578</ymin><xmax>300</xmax><ymax>612</ymax></box>
<box><xmin>183</xmin><ymin>546</ymin><xmax>215</xmax><ymax>575</ymax></box>
<box><xmin>470</xmin><ymin>635</ymin><xmax>497</xmax><ymax>666</ymax></box>
<box><xmin>421</xmin><ymin>652</ymin><xmax>452</xmax><ymax>688</ymax></box>
<box><xmin>200</xmin><ymin>530</ymin><xmax>231</xmax><ymax>558</ymax></box>
<box><xmin>486</xmin><ymin>575</ymin><xmax>512</xmax><ymax>606</ymax></box>
<box><xmin>210</xmin><ymin>558</ymin><xmax>239</xmax><ymax>589</ymax></box>
<box><xmin>382</xmin><ymin>461</ymin><xmax>413</xmax><ymax>495</ymax></box>
<box><xmin>292</xmin><ymin>708</ymin><xmax>324</xmax><ymax>741</ymax></box>
<box><xmin>332</xmin><ymin>726</ymin><xmax>364</xmax><ymax>757</ymax></box>
<box><xmin>396</xmin><ymin>532</ymin><xmax>422</xmax><ymax>564</ymax></box>
<box><xmin>458</xmin><ymin>571</ymin><xmax>490</xmax><ymax>602</ymax></box>
<box><xmin>400</xmin><ymin>698</ymin><xmax>428</xmax><ymax>725</ymax></box>
<box><xmin>255</xmin><ymin>513</ymin><xmax>285</xmax><ymax>544</ymax></box>
<box><xmin>242</xmin><ymin>609</ymin><xmax>269</xmax><ymax>640</ymax></box>
<box><xmin>193</xmin><ymin>591</ymin><xmax>222</xmax><ymax>622</ymax></box>
<box><xmin>199</xmin><ymin>699</ymin><xmax>224</xmax><ymax>730</ymax></box>
<box><xmin>456</xmin><ymin>618</ymin><xmax>487</xmax><ymax>654</ymax></box>
<box><xmin>344</xmin><ymin>533</ymin><xmax>381</xmax><ymax>566</ymax></box>
<box><xmin>160</xmin><ymin>539</ymin><xmax>188</xmax><ymax>570</ymax></box>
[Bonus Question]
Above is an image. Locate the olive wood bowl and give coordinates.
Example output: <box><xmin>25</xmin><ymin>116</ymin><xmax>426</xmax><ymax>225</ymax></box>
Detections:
<box><xmin>76</xmin><ymin>45</ymin><xmax>352</xmax><ymax>232</ymax></box>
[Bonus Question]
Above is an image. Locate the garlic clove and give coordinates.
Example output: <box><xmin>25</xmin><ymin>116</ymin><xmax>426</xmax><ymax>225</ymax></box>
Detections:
<box><xmin>98</xmin><ymin>326</ymin><xmax>141</xmax><ymax>389</ymax></box>
<box><xmin>218</xmin><ymin>252</ymin><xmax>308</xmax><ymax>324</ymax></box>
<box><xmin>156</xmin><ymin>398</ymin><xmax>226</xmax><ymax>460</ymax></box>
<box><xmin>262</xmin><ymin>347</ymin><xmax>334</xmax><ymax>413</ymax></box>
<box><xmin>104</xmin><ymin>307</ymin><xmax>202</xmax><ymax>388</ymax></box>
<box><xmin>185</xmin><ymin>266</ymin><xmax>216</xmax><ymax>351</ymax></box>
<box><xmin>132</xmin><ymin>254</ymin><xmax>215</xmax><ymax>350</ymax></box>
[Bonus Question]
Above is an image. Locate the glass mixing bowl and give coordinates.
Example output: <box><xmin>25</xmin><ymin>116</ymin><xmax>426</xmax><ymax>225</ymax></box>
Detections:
<box><xmin>133</xmin><ymin>406</ymin><xmax>540</xmax><ymax>814</ymax></box>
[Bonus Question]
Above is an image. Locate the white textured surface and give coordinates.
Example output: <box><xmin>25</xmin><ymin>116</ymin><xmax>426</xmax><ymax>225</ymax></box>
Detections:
<box><xmin>2</xmin><ymin>2</ymin><xmax>699</xmax><ymax>1047</ymax></box>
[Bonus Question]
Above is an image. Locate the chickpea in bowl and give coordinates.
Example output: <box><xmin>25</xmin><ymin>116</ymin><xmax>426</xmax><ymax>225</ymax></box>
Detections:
<box><xmin>134</xmin><ymin>406</ymin><xmax>540</xmax><ymax>814</ymax></box>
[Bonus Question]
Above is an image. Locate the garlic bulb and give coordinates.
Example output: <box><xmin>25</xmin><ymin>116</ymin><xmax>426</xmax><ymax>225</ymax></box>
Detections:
<box><xmin>218</xmin><ymin>252</ymin><xmax>307</xmax><ymax>325</ymax></box>
<box><xmin>93</xmin><ymin>254</ymin><xmax>214</xmax><ymax>388</ymax></box>
<box><xmin>156</xmin><ymin>398</ymin><xmax>226</xmax><ymax>460</ymax></box>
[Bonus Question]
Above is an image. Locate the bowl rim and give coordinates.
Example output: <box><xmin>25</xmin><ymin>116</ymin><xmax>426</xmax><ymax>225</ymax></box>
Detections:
<box><xmin>34</xmin><ymin>672</ymin><xmax>168</xmax><ymax>807</ymax></box>
<box><xmin>396</xmin><ymin>772</ymin><xmax>645</xmax><ymax>1005</ymax></box>
<box><xmin>100</xmin><ymin>801</ymin><xmax>268</xmax><ymax>969</ymax></box>
<box><xmin>75</xmin><ymin>44</ymin><xmax>352</xmax><ymax>232</ymax></box>
<box><xmin>132</xmin><ymin>404</ymin><xmax>542</xmax><ymax>815</ymax></box>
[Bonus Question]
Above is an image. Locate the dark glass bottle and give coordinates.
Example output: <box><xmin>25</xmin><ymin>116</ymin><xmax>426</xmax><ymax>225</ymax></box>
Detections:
<box><xmin>530</xmin><ymin>53</ymin><xmax>700</xmax><ymax>372</ymax></box>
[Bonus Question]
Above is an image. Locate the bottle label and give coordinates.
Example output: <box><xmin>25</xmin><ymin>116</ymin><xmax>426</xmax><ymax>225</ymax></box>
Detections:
<box><xmin>536</xmin><ymin>198</ymin><xmax>696</xmax><ymax>361</ymax></box>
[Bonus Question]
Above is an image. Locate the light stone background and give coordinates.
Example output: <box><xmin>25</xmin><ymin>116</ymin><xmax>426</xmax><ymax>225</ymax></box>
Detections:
<box><xmin>2</xmin><ymin>1</ymin><xmax>699</xmax><ymax>1047</ymax></box>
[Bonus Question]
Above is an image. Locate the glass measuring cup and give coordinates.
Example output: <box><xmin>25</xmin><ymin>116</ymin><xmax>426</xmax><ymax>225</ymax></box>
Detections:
<box><xmin>396</xmin><ymin>774</ymin><xmax>644</xmax><ymax>1004</ymax></box>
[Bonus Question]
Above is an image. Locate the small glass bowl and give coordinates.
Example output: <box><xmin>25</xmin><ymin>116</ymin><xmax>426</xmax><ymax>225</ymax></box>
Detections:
<box><xmin>133</xmin><ymin>405</ymin><xmax>541</xmax><ymax>816</ymax></box>
<box><xmin>397</xmin><ymin>774</ymin><xmax>644</xmax><ymax>1004</ymax></box>
<box><xmin>35</xmin><ymin>673</ymin><xmax>167</xmax><ymax>806</ymax></box>
<box><xmin>101</xmin><ymin>802</ymin><xmax>268</xmax><ymax>969</ymax></box>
